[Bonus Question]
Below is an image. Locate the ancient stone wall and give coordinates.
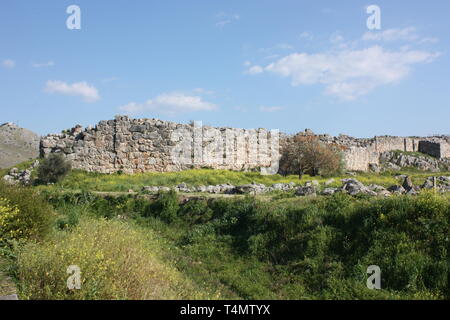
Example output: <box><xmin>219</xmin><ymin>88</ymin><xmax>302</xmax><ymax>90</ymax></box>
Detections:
<box><xmin>40</xmin><ymin>116</ymin><xmax>280</xmax><ymax>174</ymax></box>
<box><xmin>40</xmin><ymin>116</ymin><xmax>450</xmax><ymax>174</ymax></box>
<box><xmin>317</xmin><ymin>134</ymin><xmax>449</xmax><ymax>172</ymax></box>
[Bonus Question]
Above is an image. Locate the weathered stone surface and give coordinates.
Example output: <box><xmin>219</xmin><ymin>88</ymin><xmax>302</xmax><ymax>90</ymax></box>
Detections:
<box><xmin>402</xmin><ymin>176</ymin><xmax>414</xmax><ymax>192</ymax></box>
<box><xmin>295</xmin><ymin>185</ymin><xmax>316</xmax><ymax>196</ymax></box>
<box><xmin>380</xmin><ymin>151</ymin><xmax>446</xmax><ymax>172</ymax></box>
<box><xmin>39</xmin><ymin>116</ymin><xmax>450</xmax><ymax>174</ymax></box>
<box><xmin>40</xmin><ymin>116</ymin><xmax>279</xmax><ymax>174</ymax></box>
<box><xmin>342</xmin><ymin>178</ymin><xmax>378</xmax><ymax>196</ymax></box>
<box><xmin>271</xmin><ymin>183</ymin><xmax>295</xmax><ymax>191</ymax></box>
<box><xmin>138</xmin><ymin>175</ymin><xmax>450</xmax><ymax>197</ymax></box>
<box><xmin>387</xmin><ymin>185</ymin><xmax>406</xmax><ymax>194</ymax></box>
<box><xmin>234</xmin><ymin>183</ymin><xmax>267</xmax><ymax>194</ymax></box>
<box><xmin>2</xmin><ymin>161</ymin><xmax>38</xmax><ymax>185</ymax></box>
<box><xmin>322</xmin><ymin>187</ymin><xmax>338</xmax><ymax>195</ymax></box>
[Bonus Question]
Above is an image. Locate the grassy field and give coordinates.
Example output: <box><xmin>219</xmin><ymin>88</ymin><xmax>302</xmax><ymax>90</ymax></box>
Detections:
<box><xmin>32</xmin><ymin>167</ymin><xmax>450</xmax><ymax>193</ymax></box>
<box><xmin>1</xmin><ymin>161</ymin><xmax>449</xmax><ymax>300</ymax></box>
<box><xmin>18</xmin><ymin>188</ymin><xmax>447</xmax><ymax>300</ymax></box>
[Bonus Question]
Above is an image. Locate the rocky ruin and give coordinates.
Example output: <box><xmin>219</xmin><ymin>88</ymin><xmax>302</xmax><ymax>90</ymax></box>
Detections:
<box><xmin>138</xmin><ymin>175</ymin><xmax>450</xmax><ymax>196</ymax></box>
<box><xmin>39</xmin><ymin>116</ymin><xmax>450</xmax><ymax>174</ymax></box>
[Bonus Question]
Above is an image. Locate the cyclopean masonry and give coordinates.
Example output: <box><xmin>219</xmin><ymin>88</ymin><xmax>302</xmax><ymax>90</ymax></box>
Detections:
<box><xmin>40</xmin><ymin>116</ymin><xmax>280</xmax><ymax>174</ymax></box>
<box><xmin>40</xmin><ymin>115</ymin><xmax>450</xmax><ymax>174</ymax></box>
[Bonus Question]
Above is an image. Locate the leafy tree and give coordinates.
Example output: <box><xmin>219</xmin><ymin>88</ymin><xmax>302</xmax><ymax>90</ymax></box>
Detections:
<box><xmin>279</xmin><ymin>134</ymin><xmax>343</xmax><ymax>178</ymax></box>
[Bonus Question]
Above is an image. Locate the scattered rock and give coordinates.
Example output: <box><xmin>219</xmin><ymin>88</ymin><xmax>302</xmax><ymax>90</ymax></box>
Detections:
<box><xmin>369</xmin><ymin>163</ymin><xmax>381</xmax><ymax>173</ymax></box>
<box><xmin>387</xmin><ymin>185</ymin><xmax>406</xmax><ymax>195</ymax></box>
<box><xmin>295</xmin><ymin>185</ymin><xmax>316</xmax><ymax>196</ymax></box>
<box><xmin>305</xmin><ymin>180</ymin><xmax>319</xmax><ymax>187</ymax></box>
<box><xmin>380</xmin><ymin>151</ymin><xmax>445</xmax><ymax>172</ymax></box>
<box><xmin>271</xmin><ymin>183</ymin><xmax>295</xmax><ymax>191</ymax></box>
<box><xmin>368</xmin><ymin>184</ymin><xmax>387</xmax><ymax>192</ymax></box>
<box><xmin>142</xmin><ymin>186</ymin><xmax>160</xmax><ymax>193</ymax></box>
<box><xmin>377</xmin><ymin>190</ymin><xmax>392</xmax><ymax>197</ymax></box>
<box><xmin>322</xmin><ymin>188</ymin><xmax>338</xmax><ymax>196</ymax></box>
<box><xmin>3</xmin><ymin>164</ymin><xmax>36</xmax><ymax>185</ymax></box>
<box><xmin>402</xmin><ymin>176</ymin><xmax>414</xmax><ymax>192</ymax></box>
<box><xmin>234</xmin><ymin>183</ymin><xmax>267</xmax><ymax>195</ymax></box>
<box><xmin>421</xmin><ymin>178</ymin><xmax>435</xmax><ymax>189</ymax></box>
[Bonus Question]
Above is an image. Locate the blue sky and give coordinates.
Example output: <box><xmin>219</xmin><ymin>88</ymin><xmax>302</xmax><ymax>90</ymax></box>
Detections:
<box><xmin>1</xmin><ymin>0</ymin><xmax>449</xmax><ymax>137</ymax></box>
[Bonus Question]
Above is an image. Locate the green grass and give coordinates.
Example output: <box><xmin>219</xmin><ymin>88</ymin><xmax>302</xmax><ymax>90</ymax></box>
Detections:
<box><xmin>16</xmin><ymin>217</ymin><xmax>214</xmax><ymax>300</ymax></box>
<box><xmin>26</xmin><ymin>189</ymin><xmax>449</xmax><ymax>300</ymax></box>
<box><xmin>0</xmin><ymin>159</ymin><xmax>36</xmax><ymax>177</ymax></box>
<box><xmin>33</xmin><ymin>167</ymin><xmax>450</xmax><ymax>193</ymax></box>
<box><xmin>3</xmin><ymin>158</ymin><xmax>449</xmax><ymax>193</ymax></box>
<box><xmin>2</xmin><ymin>158</ymin><xmax>450</xmax><ymax>300</ymax></box>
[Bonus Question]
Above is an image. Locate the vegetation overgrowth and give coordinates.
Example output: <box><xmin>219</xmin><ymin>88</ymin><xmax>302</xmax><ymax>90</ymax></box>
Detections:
<box><xmin>0</xmin><ymin>161</ymin><xmax>449</xmax><ymax>300</ymax></box>
<box><xmin>35</xmin><ymin>168</ymin><xmax>450</xmax><ymax>193</ymax></box>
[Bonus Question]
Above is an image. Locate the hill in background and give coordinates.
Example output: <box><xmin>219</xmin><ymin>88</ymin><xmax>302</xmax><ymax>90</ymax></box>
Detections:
<box><xmin>0</xmin><ymin>122</ymin><xmax>40</xmax><ymax>169</ymax></box>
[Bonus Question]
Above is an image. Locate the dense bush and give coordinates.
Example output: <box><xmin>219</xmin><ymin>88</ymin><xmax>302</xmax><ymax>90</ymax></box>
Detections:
<box><xmin>37</xmin><ymin>153</ymin><xmax>71</xmax><ymax>184</ymax></box>
<box><xmin>0</xmin><ymin>197</ymin><xmax>21</xmax><ymax>245</ymax></box>
<box><xmin>16</xmin><ymin>218</ymin><xmax>208</xmax><ymax>300</ymax></box>
<box><xmin>177</xmin><ymin>192</ymin><xmax>449</xmax><ymax>299</ymax></box>
<box><xmin>178</xmin><ymin>199</ymin><xmax>213</xmax><ymax>225</ymax></box>
<box><xmin>28</xmin><ymin>186</ymin><xmax>449</xmax><ymax>299</ymax></box>
<box><xmin>0</xmin><ymin>182</ymin><xmax>55</xmax><ymax>245</ymax></box>
<box><xmin>147</xmin><ymin>190</ymin><xmax>180</xmax><ymax>223</ymax></box>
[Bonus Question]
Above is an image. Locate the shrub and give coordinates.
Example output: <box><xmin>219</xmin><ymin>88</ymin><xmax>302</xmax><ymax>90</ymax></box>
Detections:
<box><xmin>16</xmin><ymin>218</ymin><xmax>208</xmax><ymax>300</ymax></box>
<box><xmin>147</xmin><ymin>190</ymin><xmax>180</xmax><ymax>223</ymax></box>
<box><xmin>0</xmin><ymin>182</ymin><xmax>55</xmax><ymax>245</ymax></box>
<box><xmin>0</xmin><ymin>197</ymin><xmax>21</xmax><ymax>245</ymax></box>
<box><xmin>178</xmin><ymin>199</ymin><xmax>213</xmax><ymax>225</ymax></box>
<box><xmin>37</xmin><ymin>153</ymin><xmax>71</xmax><ymax>184</ymax></box>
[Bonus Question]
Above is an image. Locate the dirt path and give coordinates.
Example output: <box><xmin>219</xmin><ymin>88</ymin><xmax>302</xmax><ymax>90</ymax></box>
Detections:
<box><xmin>0</xmin><ymin>258</ymin><xmax>17</xmax><ymax>299</ymax></box>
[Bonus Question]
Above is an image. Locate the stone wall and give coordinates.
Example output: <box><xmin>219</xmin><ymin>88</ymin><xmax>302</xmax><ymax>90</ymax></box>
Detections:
<box><xmin>40</xmin><ymin>116</ymin><xmax>280</xmax><ymax>174</ymax></box>
<box><xmin>317</xmin><ymin>135</ymin><xmax>449</xmax><ymax>171</ymax></box>
<box><xmin>40</xmin><ymin>116</ymin><xmax>450</xmax><ymax>174</ymax></box>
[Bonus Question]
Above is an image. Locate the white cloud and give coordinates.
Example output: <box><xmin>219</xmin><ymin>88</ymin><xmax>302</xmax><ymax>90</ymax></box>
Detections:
<box><xmin>245</xmin><ymin>65</ymin><xmax>264</xmax><ymax>75</ymax></box>
<box><xmin>44</xmin><ymin>80</ymin><xmax>100</xmax><ymax>103</ymax></box>
<box><xmin>214</xmin><ymin>12</ymin><xmax>240</xmax><ymax>28</ymax></box>
<box><xmin>259</xmin><ymin>106</ymin><xmax>284</xmax><ymax>112</ymax></box>
<box><xmin>363</xmin><ymin>27</ymin><xmax>418</xmax><ymax>42</ymax></box>
<box><xmin>119</xmin><ymin>92</ymin><xmax>217</xmax><ymax>116</ymax></box>
<box><xmin>32</xmin><ymin>61</ymin><xmax>55</xmax><ymax>68</ymax></box>
<box><xmin>254</xmin><ymin>46</ymin><xmax>438</xmax><ymax>100</ymax></box>
<box><xmin>2</xmin><ymin>59</ymin><xmax>15</xmax><ymax>69</ymax></box>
